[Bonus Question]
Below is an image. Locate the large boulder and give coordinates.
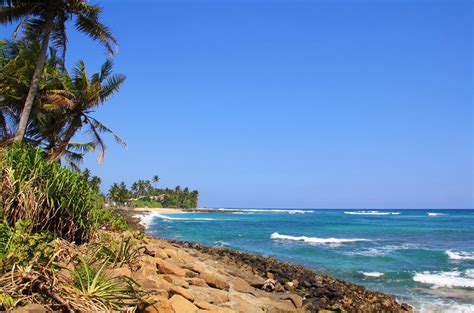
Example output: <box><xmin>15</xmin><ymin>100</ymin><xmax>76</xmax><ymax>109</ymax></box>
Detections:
<box><xmin>169</xmin><ymin>295</ymin><xmax>199</xmax><ymax>313</ymax></box>
<box><xmin>189</xmin><ymin>285</ymin><xmax>230</xmax><ymax>305</ymax></box>
<box><xmin>169</xmin><ymin>286</ymin><xmax>195</xmax><ymax>301</ymax></box>
<box><xmin>144</xmin><ymin>299</ymin><xmax>175</xmax><ymax>313</ymax></box>
<box><xmin>200</xmin><ymin>271</ymin><xmax>230</xmax><ymax>290</ymax></box>
<box><xmin>156</xmin><ymin>258</ymin><xmax>188</xmax><ymax>277</ymax></box>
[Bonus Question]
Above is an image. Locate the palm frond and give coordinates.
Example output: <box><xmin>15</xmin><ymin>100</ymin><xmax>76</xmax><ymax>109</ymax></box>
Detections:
<box><xmin>0</xmin><ymin>5</ymin><xmax>34</xmax><ymax>25</ymax></box>
<box><xmin>74</xmin><ymin>8</ymin><xmax>117</xmax><ymax>55</ymax></box>
<box><xmin>67</xmin><ymin>141</ymin><xmax>96</xmax><ymax>154</ymax></box>
<box><xmin>100</xmin><ymin>73</ymin><xmax>125</xmax><ymax>103</ymax></box>
<box><xmin>88</xmin><ymin>116</ymin><xmax>126</xmax><ymax>148</ymax></box>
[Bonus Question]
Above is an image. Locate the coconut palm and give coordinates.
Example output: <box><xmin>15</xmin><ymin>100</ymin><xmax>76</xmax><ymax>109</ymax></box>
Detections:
<box><xmin>0</xmin><ymin>39</ymin><xmax>66</xmax><ymax>143</ymax></box>
<box><xmin>152</xmin><ymin>175</ymin><xmax>160</xmax><ymax>187</ymax></box>
<box><xmin>0</xmin><ymin>0</ymin><xmax>117</xmax><ymax>142</ymax></box>
<box><xmin>46</xmin><ymin>59</ymin><xmax>126</xmax><ymax>164</ymax></box>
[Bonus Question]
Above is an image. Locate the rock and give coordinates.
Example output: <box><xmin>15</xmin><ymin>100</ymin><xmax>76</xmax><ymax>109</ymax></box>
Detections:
<box><xmin>200</xmin><ymin>271</ymin><xmax>230</xmax><ymax>290</ymax></box>
<box><xmin>162</xmin><ymin>274</ymin><xmax>190</xmax><ymax>288</ymax></box>
<box><xmin>169</xmin><ymin>295</ymin><xmax>199</xmax><ymax>313</ymax></box>
<box><xmin>189</xmin><ymin>285</ymin><xmax>230</xmax><ymax>305</ymax></box>
<box><xmin>281</xmin><ymin>293</ymin><xmax>303</xmax><ymax>308</ymax></box>
<box><xmin>230</xmin><ymin>277</ymin><xmax>253</xmax><ymax>293</ymax></box>
<box><xmin>11</xmin><ymin>304</ymin><xmax>47</xmax><ymax>313</ymax></box>
<box><xmin>186</xmin><ymin>277</ymin><xmax>209</xmax><ymax>287</ymax></box>
<box><xmin>266</xmin><ymin>272</ymin><xmax>275</xmax><ymax>279</ymax></box>
<box><xmin>106</xmin><ymin>266</ymin><xmax>132</xmax><ymax>278</ymax></box>
<box><xmin>169</xmin><ymin>285</ymin><xmax>195</xmax><ymax>301</ymax></box>
<box><xmin>145</xmin><ymin>299</ymin><xmax>175</xmax><ymax>313</ymax></box>
<box><xmin>194</xmin><ymin>301</ymin><xmax>216</xmax><ymax>310</ymax></box>
<box><xmin>156</xmin><ymin>258</ymin><xmax>188</xmax><ymax>277</ymax></box>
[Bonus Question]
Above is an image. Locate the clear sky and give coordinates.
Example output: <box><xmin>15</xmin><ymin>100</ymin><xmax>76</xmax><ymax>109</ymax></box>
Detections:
<box><xmin>1</xmin><ymin>0</ymin><xmax>472</xmax><ymax>209</ymax></box>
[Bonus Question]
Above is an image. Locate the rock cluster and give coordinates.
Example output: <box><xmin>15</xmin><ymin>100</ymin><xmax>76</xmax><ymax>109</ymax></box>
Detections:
<box><xmin>135</xmin><ymin>238</ymin><xmax>304</xmax><ymax>312</ymax></box>
<box><xmin>170</xmin><ymin>240</ymin><xmax>413</xmax><ymax>312</ymax></box>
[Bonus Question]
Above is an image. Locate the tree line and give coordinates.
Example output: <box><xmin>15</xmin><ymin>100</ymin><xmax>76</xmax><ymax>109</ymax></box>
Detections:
<box><xmin>108</xmin><ymin>175</ymin><xmax>199</xmax><ymax>209</ymax></box>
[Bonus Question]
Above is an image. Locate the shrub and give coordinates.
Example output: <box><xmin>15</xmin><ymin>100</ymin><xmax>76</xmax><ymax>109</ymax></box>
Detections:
<box><xmin>0</xmin><ymin>145</ymin><xmax>101</xmax><ymax>242</ymax></box>
<box><xmin>72</xmin><ymin>259</ymin><xmax>143</xmax><ymax>310</ymax></box>
<box><xmin>96</xmin><ymin>207</ymin><xmax>130</xmax><ymax>232</ymax></box>
<box><xmin>97</xmin><ymin>236</ymin><xmax>145</xmax><ymax>269</ymax></box>
<box><xmin>0</xmin><ymin>220</ymin><xmax>54</xmax><ymax>272</ymax></box>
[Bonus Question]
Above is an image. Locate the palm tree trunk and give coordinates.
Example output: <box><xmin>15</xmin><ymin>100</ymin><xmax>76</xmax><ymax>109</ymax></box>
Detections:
<box><xmin>13</xmin><ymin>19</ymin><xmax>53</xmax><ymax>142</ymax></box>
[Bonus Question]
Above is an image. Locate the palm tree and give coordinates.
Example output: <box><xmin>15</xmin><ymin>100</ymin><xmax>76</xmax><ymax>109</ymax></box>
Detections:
<box><xmin>0</xmin><ymin>39</ymin><xmax>66</xmax><ymax>143</ymax></box>
<box><xmin>0</xmin><ymin>0</ymin><xmax>117</xmax><ymax>142</ymax></box>
<box><xmin>45</xmin><ymin>59</ymin><xmax>126</xmax><ymax>164</ymax></box>
<box><xmin>152</xmin><ymin>175</ymin><xmax>160</xmax><ymax>187</ymax></box>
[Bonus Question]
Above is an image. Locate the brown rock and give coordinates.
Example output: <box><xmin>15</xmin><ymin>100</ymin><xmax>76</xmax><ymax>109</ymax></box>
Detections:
<box><xmin>266</xmin><ymin>272</ymin><xmax>275</xmax><ymax>279</ymax></box>
<box><xmin>162</xmin><ymin>274</ymin><xmax>190</xmax><ymax>288</ymax></box>
<box><xmin>156</xmin><ymin>258</ymin><xmax>188</xmax><ymax>277</ymax></box>
<box><xmin>189</xmin><ymin>285</ymin><xmax>230</xmax><ymax>305</ymax></box>
<box><xmin>107</xmin><ymin>267</ymin><xmax>132</xmax><ymax>278</ymax></box>
<box><xmin>169</xmin><ymin>295</ymin><xmax>199</xmax><ymax>313</ymax></box>
<box><xmin>230</xmin><ymin>277</ymin><xmax>254</xmax><ymax>293</ymax></box>
<box><xmin>200</xmin><ymin>271</ymin><xmax>230</xmax><ymax>290</ymax></box>
<box><xmin>194</xmin><ymin>301</ymin><xmax>216</xmax><ymax>310</ymax></box>
<box><xmin>145</xmin><ymin>299</ymin><xmax>175</xmax><ymax>313</ymax></box>
<box><xmin>169</xmin><ymin>285</ymin><xmax>195</xmax><ymax>301</ymax></box>
<box><xmin>186</xmin><ymin>277</ymin><xmax>209</xmax><ymax>287</ymax></box>
<box><xmin>281</xmin><ymin>293</ymin><xmax>303</xmax><ymax>308</ymax></box>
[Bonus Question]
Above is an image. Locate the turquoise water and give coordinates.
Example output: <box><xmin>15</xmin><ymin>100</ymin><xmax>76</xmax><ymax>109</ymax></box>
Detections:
<box><xmin>144</xmin><ymin>209</ymin><xmax>474</xmax><ymax>312</ymax></box>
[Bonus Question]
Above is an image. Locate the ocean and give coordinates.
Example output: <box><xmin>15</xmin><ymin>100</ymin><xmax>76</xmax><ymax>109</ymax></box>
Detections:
<box><xmin>142</xmin><ymin>209</ymin><xmax>474</xmax><ymax>312</ymax></box>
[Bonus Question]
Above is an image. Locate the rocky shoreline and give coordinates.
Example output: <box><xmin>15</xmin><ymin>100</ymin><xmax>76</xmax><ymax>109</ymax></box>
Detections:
<box><xmin>118</xmin><ymin>208</ymin><xmax>413</xmax><ymax>312</ymax></box>
<box><xmin>170</xmin><ymin>240</ymin><xmax>413</xmax><ymax>312</ymax></box>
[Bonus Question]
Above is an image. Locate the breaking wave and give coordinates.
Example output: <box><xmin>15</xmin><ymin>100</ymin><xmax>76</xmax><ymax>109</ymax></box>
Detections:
<box><xmin>270</xmin><ymin>232</ymin><xmax>369</xmax><ymax>245</ymax></box>
<box><xmin>360</xmin><ymin>271</ymin><xmax>384</xmax><ymax>278</ymax></box>
<box><xmin>428</xmin><ymin>212</ymin><xmax>446</xmax><ymax>216</ymax></box>
<box><xmin>219</xmin><ymin>208</ymin><xmax>313</xmax><ymax>214</ymax></box>
<box><xmin>413</xmin><ymin>270</ymin><xmax>474</xmax><ymax>288</ymax></box>
<box><xmin>135</xmin><ymin>212</ymin><xmax>214</xmax><ymax>227</ymax></box>
<box><xmin>446</xmin><ymin>250</ymin><xmax>474</xmax><ymax>261</ymax></box>
<box><xmin>344</xmin><ymin>211</ymin><xmax>400</xmax><ymax>216</ymax></box>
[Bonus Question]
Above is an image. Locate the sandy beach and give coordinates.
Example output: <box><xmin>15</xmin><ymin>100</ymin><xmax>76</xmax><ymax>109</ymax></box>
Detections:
<box><xmin>131</xmin><ymin>207</ymin><xmax>185</xmax><ymax>214</ymax></box>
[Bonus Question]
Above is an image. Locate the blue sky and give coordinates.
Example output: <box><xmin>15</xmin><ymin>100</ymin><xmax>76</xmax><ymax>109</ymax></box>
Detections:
<box><xmin>1</xmin><ymin>0</ymin><xmax>472</xmax><ymax>208</ymax></box>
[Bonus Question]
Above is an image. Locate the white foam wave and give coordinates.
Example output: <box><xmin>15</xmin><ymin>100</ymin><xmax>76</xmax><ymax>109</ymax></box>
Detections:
<box><xmin>428</xmin><ymin>212</ymin><xmax>446</xmax><ymax>216</ymax></box>
<box><xmin>360</xmin><ymin>271</ymin><xmax>384</xmax><ymax>278</ymax></box>
<box><xmin>344</xmin><ymin>243</ymin><xmax>418</xmax><ymax>257</ymax></box>
<box><xmin>446</xmin><ymin>250</ymin><xmax>474</xmax><ymax>261</ymax></box>
<box><xmin>413</xmin><ymin>270</ymin><xmax>474</xmax><ymax>288</ymax></box>
<box><xmin>134</xmin><ymin>212</ymin><xmax>214</xmax><ymax>228</ymax></box>
<box><xmin>219</xmin><ymin>208</ymin><xmax>313</xmax><ymax>214</ymax></box>
<box><xmin>270</xmin><ymin>232</ymin><xmax>369</xmax><ymax>245</ymax></box>
<box><xmin>344</xmin><ymin>211</ymin><xmax>400</xmax><ymax>215</ymax></box>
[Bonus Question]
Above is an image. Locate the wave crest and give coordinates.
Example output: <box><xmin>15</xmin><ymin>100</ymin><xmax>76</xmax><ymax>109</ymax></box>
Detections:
<box><xmin>344</xmin><ymin>211</ymin><xmax>400</xmax><ymax>216</ymax></box>
<box><xmin>428</xmin><ymin>212</ymin><xmax>446</xmax><ymax>216</ymax></box>
<box><xmin>360</xmin><ymin>271</ymin><xmax>384</xmax><ymax>278</ymax></box>
<box><xmin>270</xmin><ymin>232</ymin><xmax>369</xmax><ymax>245</ymax></box>
<box><xmin>413</xmin><ymin>270</ymin><xmax>474</xmax><ymax>288</ymax></box>
<box><xmin>446</xmin><ymin>250</ymin><xmax>474</xmax><ymax>261</ymax></box>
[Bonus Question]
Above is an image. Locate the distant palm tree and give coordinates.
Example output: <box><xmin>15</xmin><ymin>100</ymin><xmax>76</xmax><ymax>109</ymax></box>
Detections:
<box><xmin>152</xmin><ymin>175</ymin><xmax>160</xmax><ymax>187</ymax></box>
<box><xmin>0</xmin><ymin>0</ymin><xmax>117</xmax><ymax>142</ymax></box>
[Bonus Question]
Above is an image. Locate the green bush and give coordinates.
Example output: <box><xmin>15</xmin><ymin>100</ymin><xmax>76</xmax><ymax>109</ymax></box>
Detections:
<box><xmin>0</xmin><ymin>220</ymin><xmax>54</xmax><ymax>272</ymax></box>
<box><xmin>95</xmin><ymin>207</ymin><xmax>130</xmax><ymax>232</ymax></box>
<box><xmin>0</xmin><ymin>144</ymin><xmax>101</xmax><ymax>242</ymax></box>
<box><xmin>130</xmin><ymin>199</ymin><xmax>162</xmax><ymax>208</ymax></box>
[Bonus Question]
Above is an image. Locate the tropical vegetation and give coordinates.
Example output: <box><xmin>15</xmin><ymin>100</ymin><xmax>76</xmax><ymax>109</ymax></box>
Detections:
<box><xmin>108</xmin><ymin>177</ymin><xmax>199</xmax><ymax>209</ymax></box>
<box><xmin>0</xmin><ymin>2</ymin><xmax>150</xmax><ymax>310</ymax></box>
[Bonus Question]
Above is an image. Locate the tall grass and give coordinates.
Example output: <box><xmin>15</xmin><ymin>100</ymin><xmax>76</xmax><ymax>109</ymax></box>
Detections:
<box><xmin>0</xmin><ymin>144</ymin><xmax>101</xmax><ymax>242</ymax></box>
